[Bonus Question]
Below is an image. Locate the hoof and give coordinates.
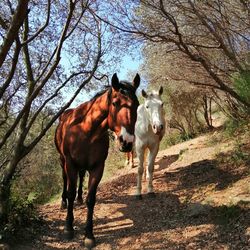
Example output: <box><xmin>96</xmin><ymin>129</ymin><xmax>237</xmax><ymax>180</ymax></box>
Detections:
<box><xmin>64</xmin><ymin>228</ymin><xmax>74</xmax><ymax>240</ymax></box>
<box><xmin>135</xmin><ymin>194</ymin><xmax>142</xmax><ymax>200</ymax></box>
<box><xmin>60</xmin><ymin>201</ymin><xmax>67</xmax><ymax>210</ymax></box>
<box><xmin>84</xmin><ymin>237</ymin><xmax>96</xmax><ymax>249</ymax></box>
<box><xmin>147</xmin><ymin>192</ymin><xmax>156</xmax><ymax>198</ymax></box>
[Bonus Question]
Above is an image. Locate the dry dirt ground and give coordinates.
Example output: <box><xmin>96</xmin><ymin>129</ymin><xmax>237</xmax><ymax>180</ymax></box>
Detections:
<box><xmin>10</xmin><ymin>128</ymin><xmax>250</xmax><ymax>250</ymax></box>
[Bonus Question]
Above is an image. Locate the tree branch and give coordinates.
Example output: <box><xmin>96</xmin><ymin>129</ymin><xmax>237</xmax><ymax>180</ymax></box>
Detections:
<box><xmin>21</xmin><ymin>0</ymin><xmax>51</xmax><ymax>46</ymax></box>
<box><xmin>0</xmin><ymin>0</ymin><xmax>29</xmax><ymax>68</ymax></box>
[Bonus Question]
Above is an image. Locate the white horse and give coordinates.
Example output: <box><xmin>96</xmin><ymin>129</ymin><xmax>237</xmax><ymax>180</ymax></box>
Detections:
<box><xmin>135</xmin><ymin>86</ymin><xmax>166</xmax><ymax>199</ymax></box>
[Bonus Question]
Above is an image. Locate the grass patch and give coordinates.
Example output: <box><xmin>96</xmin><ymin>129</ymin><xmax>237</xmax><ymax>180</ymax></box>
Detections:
<box><xmin>101</xmin><ymin>139</ymin><xmax>126</xmax><ymax>183</ymax></box>
<box><xmin>231</xmin><ymin>144</ymin><xmax>250</xmax><ymax>164</ymax></box>
<box><xmin>223</xmin><ymin>119</ymin><xmax>250</xmax><ymax>138</ymax></box>
<box><xmin>160</xmin><ymin>130</ymin><xmax>194</xmax><ymax>150</ymax></box>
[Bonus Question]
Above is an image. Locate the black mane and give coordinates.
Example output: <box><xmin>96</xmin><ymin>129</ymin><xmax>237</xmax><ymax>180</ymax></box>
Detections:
<box><xmin>90</xmin><ymin>81</ymin><xmax>137</xmax><ymax>102</ymax></box>
<box><xmin>90</xmin><ymin>86</ymin><xmax>111</xmax><ymax>101</ymax></box>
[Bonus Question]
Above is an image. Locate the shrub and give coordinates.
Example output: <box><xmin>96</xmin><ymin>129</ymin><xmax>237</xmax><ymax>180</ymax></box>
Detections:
<box><xmin>233</xmin><ymin>70</ymin><xmax>250</xmax><ymax>105</ymax></box>
<box><xmin>0</xmin><ymin>193</ymin><xmax>40</xmax><ymax>242</ymax></box>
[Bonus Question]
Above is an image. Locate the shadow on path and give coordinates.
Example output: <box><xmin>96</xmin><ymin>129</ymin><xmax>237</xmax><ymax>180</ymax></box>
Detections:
<box><xmin>10</xmin><ymin>150</ymin><xmax>250</xmax><ymax>249</ymax></box>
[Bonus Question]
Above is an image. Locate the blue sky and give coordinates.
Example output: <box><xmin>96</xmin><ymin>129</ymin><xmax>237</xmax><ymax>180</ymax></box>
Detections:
<box><xmin>118</xmin><ymin>55</ymin><xmax>141</xmax><ymax>80</ymax></box>
<box><xmin>69</xmin><ymin>55</ymin><xmax>143</xmax><ymax>107</ymax></box>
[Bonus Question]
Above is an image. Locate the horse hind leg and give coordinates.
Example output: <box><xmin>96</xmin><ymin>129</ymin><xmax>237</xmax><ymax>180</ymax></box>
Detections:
<box><xmin>64</xmin><ymin>160</ymin><xmax>78</xmax><ymax>240</ymax></box>
<box><xmin>61</xmin><ymin>169</ymin><xmax>68</xmax><ymax>209</ymax></box>
<box><xmin>60</xmin><ymin>156</ymin><xmax>67</xmax><ymax>209</ymax></box>
<box><xmin>76</xmin><ymin>169</ymin><xmax>86</xmax><ymax>205</ymax></box>
<box><xmin>124</xmin><ymin>152</ymin><xmax>130</xmax><ymax>167</ymax></box>
<box><xmin>129</xmin><ymin>151</ymin><xmax>135</xmax><ymax>168</ymax></box>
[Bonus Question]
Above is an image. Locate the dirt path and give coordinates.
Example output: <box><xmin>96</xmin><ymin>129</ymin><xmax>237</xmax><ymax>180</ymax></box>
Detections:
<box><xmin>12</xmin><ymin>129</ymin><xmax>250</xmax><ymax>250</ymax></box>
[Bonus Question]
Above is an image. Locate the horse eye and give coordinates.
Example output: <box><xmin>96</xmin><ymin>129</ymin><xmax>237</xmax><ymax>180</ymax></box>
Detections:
<box><xmin>120</xmin><ymin>89</ymin><xmax>126</xmax><ymax>95</ymax></box>
<box><xmin>146</xmin><ymin>105</ymin><xmax>149</xmax><ymax>109</ymax></box>
<box><xmin>113</xmin><ymin>100</ymin><xmax>120</xmax><ymax>107</ymax></box>
<box><xmin>161</xmin><ymin>103</ymin><xmax>164</xmax><ymax>107</ymax></box>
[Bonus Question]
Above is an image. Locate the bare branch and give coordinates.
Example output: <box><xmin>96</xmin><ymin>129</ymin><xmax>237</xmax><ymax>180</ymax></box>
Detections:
<box><xmin>0</xmin><ymin>0</ymin><xmax>29</xmax><ymax>67</ymax></box>
<box><xmin>21</xmin><ymin>0</ymin><xmax>51</xmax><ymax>46</ymax></box>
<box><xmin>0</xmin><ymin>38</ymin><xmax>21</xmax><ymax>99</ymax></box>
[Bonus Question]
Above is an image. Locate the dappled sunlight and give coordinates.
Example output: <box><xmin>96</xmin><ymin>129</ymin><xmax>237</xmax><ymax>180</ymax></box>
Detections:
<box><xmin>95</xmin><ymin>203</ymin><xmax>133</xmax><ymax>235</ymax></box>
<box><xmin>11</xmin><ymin>126</ymin><xmax>250</xmax><ymax>249</ymax></box>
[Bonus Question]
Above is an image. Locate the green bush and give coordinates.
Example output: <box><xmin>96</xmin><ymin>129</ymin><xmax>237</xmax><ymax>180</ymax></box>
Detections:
<box><xmin>160</xmin><ymin>130</ymin><xmax>195</xmax><ymax>150</ymax></box>
<box><xmin>231</xmin><ymin>143</ymin><xmax>250</xmax><ymax>164</ymax></box>
<box><xmin>0</xmin><ymin>194</ymin><xmax>40</xmax><ymax>242</ymax></box>
<box><xmin>223</xmin><ymin>119</ymin><xmax>240</xmax><ymax>137</ymax></box>
<box><xmin>223</xmin><ymin>118</ymin><xmax>249</xmax><ymax>138</ymax></box>
<box><xmin>233</xmin><ymin>70</ymin><xmax>250</xmax><ymax>105</ymax></box>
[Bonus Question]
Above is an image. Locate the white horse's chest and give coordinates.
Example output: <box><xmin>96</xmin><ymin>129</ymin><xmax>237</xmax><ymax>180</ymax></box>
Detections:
<box><xmin>135</xmin><ymin>107</ymin><xmax>163</xmax><ymax>147</ymax></box>
<box><xmin>136</xmin><ymin>125</ymin><xmax>159</xmax><ymax>145</ymax></box>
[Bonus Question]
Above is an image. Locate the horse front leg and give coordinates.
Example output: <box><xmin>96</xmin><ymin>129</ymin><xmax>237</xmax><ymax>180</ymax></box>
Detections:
<box><xmin>84</xmin><ymin>164</ymin><xmax>104</xmax><ymax>249</ymax></box>
<box><xmin>147</xmin><ymin>144</ymin><xmax>159</xmax><ymax>196</ymax></box>
<box><xmin>136</xmin><ymin>146</ymin><xmax>145</xmax><ymax>199</ymax></box>
<box><xmin>64</xmin><ymin>162</ymin><xmax>77</xmax><ymax>239</ymax></box>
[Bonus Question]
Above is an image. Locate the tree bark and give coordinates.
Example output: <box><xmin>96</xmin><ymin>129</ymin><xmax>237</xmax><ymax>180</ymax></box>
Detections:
<box><xmin>0</xmin><ymin>151</ymin><xmax>22</xmax><ymax>225</ymax></box>
<box><xmin>0</xmin><ymin>0</ymin><xmax>29</xmax><ymax>68</ymax></box>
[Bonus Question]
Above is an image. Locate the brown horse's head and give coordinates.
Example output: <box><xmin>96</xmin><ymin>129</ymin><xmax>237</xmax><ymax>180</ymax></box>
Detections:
<box><xmin>108</xmin><ymin>73</ymin><xmax>140</xmax><ymax>152</ymax></box>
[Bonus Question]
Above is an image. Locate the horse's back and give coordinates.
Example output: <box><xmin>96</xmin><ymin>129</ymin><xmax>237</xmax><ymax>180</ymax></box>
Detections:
<box><xmin>60</xmin><ymin>108</ymin><xmax>74</xmax><ymax>122</ymax></box>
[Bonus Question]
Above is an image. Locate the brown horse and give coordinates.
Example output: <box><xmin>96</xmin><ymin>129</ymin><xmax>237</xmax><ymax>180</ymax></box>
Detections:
<box><xmin>125</xmin><ymin>151</ymin><xmax>135</xmax><ymax>168</ymax></box>
<box><xmin>54</xmin><ymin>73</ymin><xmax>140</xmax><ymax>248</ymax></box>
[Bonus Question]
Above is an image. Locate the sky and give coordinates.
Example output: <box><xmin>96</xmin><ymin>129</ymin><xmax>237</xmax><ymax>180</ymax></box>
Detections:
<box><xmin>118</xmin><ymin>55</ymin><xmax>141</xmax><ymax>80</ymax></box>
<box><xmin>70</xmin><ymin>55</ymin><xmax>143</xmax><ymax>107</ymax></box>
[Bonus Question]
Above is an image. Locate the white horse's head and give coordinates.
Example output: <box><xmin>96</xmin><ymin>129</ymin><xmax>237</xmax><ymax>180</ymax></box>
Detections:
<box><xmin>142</xmin><ymin>86</ymin><xmax>165</xmax><ymax>135</ymax></box>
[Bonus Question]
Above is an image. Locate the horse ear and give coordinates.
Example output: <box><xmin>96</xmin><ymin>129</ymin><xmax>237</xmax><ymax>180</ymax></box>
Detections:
<box><xmin>133</xmin><ymin>73</ymin><xmax>140</xmax><ymax>90</ymax></box>
<box><xmin>159</xmin><ymin>86</ymin><xmax>163</xmax><ymax>96</ymax></box>
<box><xmin>111</xmin><ymin>73</ymin><xmax>120</xmax><ymax>91</ymax></box>
<box><xmin>141</xmin><ymin>89</ymin><xmax>148</xmax><ymax>98</ymax></box>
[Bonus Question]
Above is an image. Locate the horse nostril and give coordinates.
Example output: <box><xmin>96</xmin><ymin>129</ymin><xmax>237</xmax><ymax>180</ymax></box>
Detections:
<box><xmin>153</xmin><ymin>125</ymin><xmax>156</xmax><ymax>130</ymax></box>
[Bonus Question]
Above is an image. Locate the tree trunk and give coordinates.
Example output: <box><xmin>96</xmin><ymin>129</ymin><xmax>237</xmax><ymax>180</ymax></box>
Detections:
<box><xmin>0</xmin><ymin>179</ymin><xmax>11</xmax><ymax>226</ymax></box>
<box><xmin>203</xmin><ymin>95</ymin><xmax>214</xmax><ymax>129</ymax></box>
<box><xmin>0</xmin><ymin>152</ymin><xmax>22</xmax><ymax>225</ymax></box>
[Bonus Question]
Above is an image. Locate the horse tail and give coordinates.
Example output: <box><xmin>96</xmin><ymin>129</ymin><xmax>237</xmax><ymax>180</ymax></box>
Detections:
<box><xmin>54</xmin><ymin>123</ymin><xmax>61</xmax><ymax>153</ymax></box>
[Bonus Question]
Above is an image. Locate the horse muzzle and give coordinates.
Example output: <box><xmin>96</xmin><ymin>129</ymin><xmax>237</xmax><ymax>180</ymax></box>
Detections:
<box><xmin>153</xmin><ymin>124</ymin><xmax>164</xmax><ymax>135</ymax></box>
<box><xmin>117</xmin><ymin>127</ymin><xmax>134</xmax><ymax>152</ymax></box>
<box><xmin>113</xmin><ymin>133</ymin><xmax>134</xmax><ymax>152</ymax></box>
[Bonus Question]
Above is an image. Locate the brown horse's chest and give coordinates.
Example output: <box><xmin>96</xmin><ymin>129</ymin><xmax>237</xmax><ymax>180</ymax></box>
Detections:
<box><xmin>64</xmin><ymin>128</ymin><xmax>109</xmax><ymax>169</ymax></box>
